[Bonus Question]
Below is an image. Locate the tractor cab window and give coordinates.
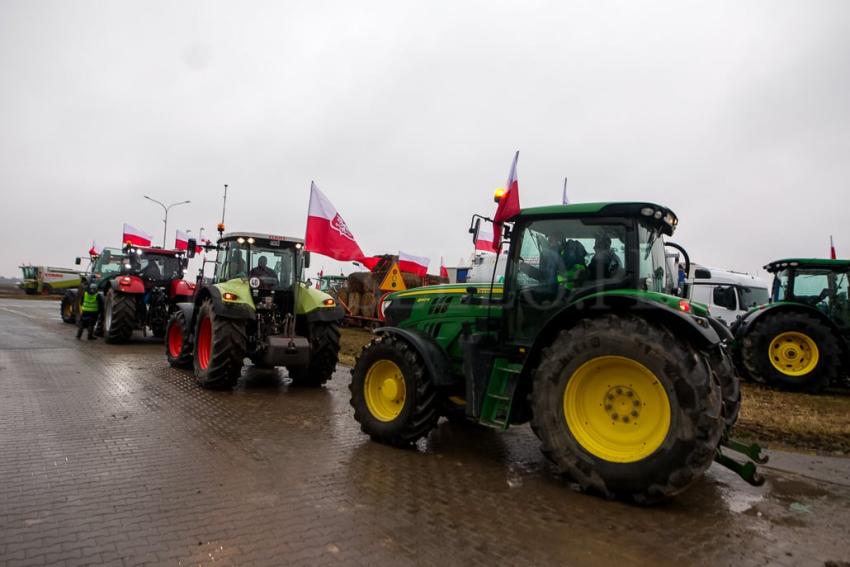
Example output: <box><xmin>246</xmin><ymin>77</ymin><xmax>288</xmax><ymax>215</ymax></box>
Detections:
<box><xmin>248</xmin><ymin>248</ymin><xmax>296</xmax><ymax>290</ymax></box>
<box><xmin>637</xmin><ymin>225</ymin><xmax>675</xmax><ymax>294</ymax></box>
<box><xmin>772</xmin><ymin>270</ymin><xmax>790</xmax><ymax>302</ymax></box>
<box><xmin>835</xmin><ymin>270</ymin><xmax>850</xmax><ymax>329</ymax></box>
<box><xmin>137</xmin><ymin>254</ymin><xmax>182</xmax><ymax>281</ymax></box>
<box><xmin>791</xmin><ymin>270</ymin><xmax>831</xmax><ymax>310</ymax></box>
<box><xmin>95</xmin><ymin>248</ymin><xmax>126</xmax><ymax>277</ymax></box>
<box><xmin>21</xmin><ymin>267</ymin><xmax>37</xmax><ymax>279</ymax></box>
<box><xmin>508</xmin><ymin>218</ymin><xmax>627</xmax><ymax>344</ymax></box>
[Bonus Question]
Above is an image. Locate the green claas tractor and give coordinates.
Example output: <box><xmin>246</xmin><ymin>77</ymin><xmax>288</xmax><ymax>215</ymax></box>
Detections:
<box><xmin>165</xmin><ymin>232</ymin><xmax>345</xmax><ymax>389</ymax></box>
<box><xmin>61</xmin><ymin>247</ymin><xmax>126</xmax><ymax>325</ymax></box>
<box><xmin>350</xmin><ymin>202</ymin><xmax>763</xmax><ymax>503</ymax></box>
<box><xmin>732</xmin><ymin>258</ymin><xmax>850</xmax><ymax>392</ymax></box>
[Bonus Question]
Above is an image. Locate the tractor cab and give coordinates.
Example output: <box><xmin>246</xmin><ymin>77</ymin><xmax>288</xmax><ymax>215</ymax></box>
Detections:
<box><xmin>89</xmin><ymin>247</ymin><xmax>127</xmax><ymax>285</ymax></box>
<box><xmin>766</xmin><ymin>259</ymin><xmax>850</xmax><ymax>329</ymax></box>
<box><xmin>121</xmin><ymin>245</ymin><xmax>187</xmax><ymax>287</ymax></box>
<box><xmin>501</xmin><ymin>203</ymin><xmax>683</xmax><ymax>345</ymax></box>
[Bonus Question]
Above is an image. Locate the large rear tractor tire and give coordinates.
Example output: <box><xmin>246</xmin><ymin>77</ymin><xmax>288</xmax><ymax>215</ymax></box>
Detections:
<box><xmin>165</xmin><ymin>310</ymin><xmax>193</xmax><ymax>368</ymax></box>
<box><xmin>529</xmin><ymin>315</ymin><xmax>724</xmax><ymax>504</ymax></box>
<box><xmin>740</xmin><ymin>311</ymin><xmax>841</xmax><ymax>392</ymax></box>
<box><xmin>193</xmin><ymin>299</ymin><xmax>246</xmax><ymax>389</ymax></box>
<box><xmin>349</xmin><ymin>334</ymin><xmax>439</xmax><ymax>446</ymax></box>
<box><xmin>60</xmin><ymin>292</ymin><xmax>77</xmax><ymax>324</ymax></box>
<box><xmin>287</xmin><ymin>322</ymin><xmax>341</xmax><ymax>387</ymax></box>
<box><xmin>104</xmin><ymin>289</ymin><xmax>135</xmax><ymax>344</ymax></box>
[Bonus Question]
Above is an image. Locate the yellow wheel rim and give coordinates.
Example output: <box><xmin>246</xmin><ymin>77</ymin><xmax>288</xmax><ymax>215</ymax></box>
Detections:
<box><xmin>769</xmin><ymin>332</ymin><xmax>819</xmax><ymax>376</ymax></box>
<box><xmin>563</xmin><ymin>356</ymin><xmax>671</xmax><ymax>463</ymax></box>
<box><xmin>364</xmin><ymin>360</ymin><xmax>406</xmax><ymax>422</ymax></box>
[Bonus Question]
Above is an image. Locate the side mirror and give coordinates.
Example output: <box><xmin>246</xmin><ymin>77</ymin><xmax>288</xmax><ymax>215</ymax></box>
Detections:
<box><xmin>470</xmin><ymin>217</ymin><xmax>482</xmax><ymax>244</ymax></box>
<box><xmin>75</xmin><ymin>257</ymin><xmax>81</xmax><ymax>265</ymax></box>
<box><xmin>304</xmin><ymin>251</ymin><xmax>311</xmax><ymax>269</ymax></box>
<box><xmin>182</xmin><ymin>258</ymin><xmax>189</xmax><ymax>269</ymax></box>
<box><xmin>186</xmin><ymin>239</ymin><xmax>196</xmax><ymax>259</ymax></box>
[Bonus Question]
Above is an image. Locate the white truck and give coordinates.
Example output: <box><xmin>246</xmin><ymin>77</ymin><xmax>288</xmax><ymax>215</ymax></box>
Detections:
<box><xmin>688</xmin><ymin>265</ymin><xmax>769</xmax><ymax>325</ymax></box>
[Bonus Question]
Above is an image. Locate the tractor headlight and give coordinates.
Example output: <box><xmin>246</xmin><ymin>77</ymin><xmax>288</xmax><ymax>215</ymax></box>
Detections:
<box><xmin>223</xmin><ymin>292</ymin><xmax>238</xmax><ymax>301</ymax></box>
<box><xmin>640</xmin><ymin>207</ymin><xmax>655</xmax><ymax>217</ymax></box>
<box><xmin>381</xmin><ymin>298</ymin><xmax>392</xmax><ymax>316</ymax></box>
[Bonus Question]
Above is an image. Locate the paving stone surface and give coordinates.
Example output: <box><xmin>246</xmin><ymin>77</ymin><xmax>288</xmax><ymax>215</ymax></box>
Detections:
<box><xmin>1</xmin><ymin>299</ymin><xmax>849</xmax><ymax>566</ymax></box>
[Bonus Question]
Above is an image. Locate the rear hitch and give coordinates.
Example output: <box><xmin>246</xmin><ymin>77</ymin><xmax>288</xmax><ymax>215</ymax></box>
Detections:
<box><xmin>714</xmin><ymin>437</ymin><xmax>769</xmax><ymax>487</ymax></box>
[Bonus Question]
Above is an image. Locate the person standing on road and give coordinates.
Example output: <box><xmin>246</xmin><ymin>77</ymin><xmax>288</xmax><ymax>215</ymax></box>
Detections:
<box><xmin>77</xmin><ymin>283</ymin><xmax>102</xmax><ymax>340</ymax></box>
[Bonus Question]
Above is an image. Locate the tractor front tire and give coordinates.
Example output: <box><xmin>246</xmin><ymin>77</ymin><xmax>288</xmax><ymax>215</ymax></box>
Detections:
<box><xmin>740</xmin><ymin>311</ymin><xmax>841</xmax><ymax>392</ymax></box>
<box><xmin>104</xmin><ymin>289</ymin><xmax>135</xmax><ymax>344</ymax></box>
<box><xmin>165</xmin><ymin>310</ymin><xmax>193</xmax><ymax>368</ymax></box>
<box><xmin>530</xmin><ymin>315</ymin><xmax>724</xmax><ymax>504</ymax></box>
<box><xmin>287</xmin><ymin>322</ymin><xmax>341</xmax><ymax>387</ymax></box>
<box><xmin>349</xmin><ymin>334</ymin><xmax>439</xmax><ymax>446</ymax></box>
<box><xmin>60</xmin><ymin>292</ymin><xmax>77</xmax><ymax>324</ymax></box>
<box><xmin>193</xmin><ymin>299</ymin><xmax>246</xmax><ymax>389</ymax></box>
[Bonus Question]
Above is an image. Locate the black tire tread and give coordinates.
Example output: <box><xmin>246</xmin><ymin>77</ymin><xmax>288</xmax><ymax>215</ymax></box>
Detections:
<box><xmin>165</xmin><ymin>310</ymin><xmax>193</xmax><ymax>368</ymax></box>
<box><xmin>105</xmin><ymin>290</ymin><xmax>135</xmax><ymax>344</ymax></box>
<box><xmin>529</xmin><ymin>315</ymin><xmax>724</xmax><ymax>504</ymax></box>
<box><xmin>740</xmin><ymin>310</ymin><xmax>841</xmax><ymax>392</ymax></box>
<box><xmin>194</xmin><ymin>299</ymin><xmax>246</xmax><ymax>390</ymax></box>
<box><xmin>60</xmin><ymin>292</ymin><xmax>77</xmax><ymax>324</ymax></box>
<box><xmin>349</xmin><ymin>335</ymin><xmax>440</xmax><ymax>446</ymax></box>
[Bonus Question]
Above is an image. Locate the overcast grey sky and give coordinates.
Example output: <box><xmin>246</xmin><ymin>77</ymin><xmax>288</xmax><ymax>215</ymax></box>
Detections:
<box><xmin>2</xmin><ymin>0</ymin><xmax>848</xmax><ymax>279</ymax></box>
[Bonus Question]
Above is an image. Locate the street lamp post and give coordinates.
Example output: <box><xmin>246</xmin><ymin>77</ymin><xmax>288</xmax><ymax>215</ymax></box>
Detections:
<box><xmin>143</xmin><ymin>196</ymin><xmax>190</xmax><ymax>248</ymax></box>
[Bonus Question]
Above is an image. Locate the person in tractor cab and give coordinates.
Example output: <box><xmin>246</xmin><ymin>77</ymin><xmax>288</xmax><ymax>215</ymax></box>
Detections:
<box><xmin>556</xmin><ymin>239</ymin><xmax>588</xmax><ymax>290</ymax></box>
<box><xmin>76</xmin><ymin>283</ymin><xmax>102</xmax><ymax>340</ymax></box>
<box><xmin>250</xmin><ymin>255</ymin><xmax>279</xmax><ymax>288</ymax></box>
<box><xmin>587</xmin><ymin>234</ymin><xmax>622</xmax><ymax>280</ymax></box>
<box><xmin>229</xmin><ymin>250</ymin><xmax>247</xmax><ymax>279</ymax></box>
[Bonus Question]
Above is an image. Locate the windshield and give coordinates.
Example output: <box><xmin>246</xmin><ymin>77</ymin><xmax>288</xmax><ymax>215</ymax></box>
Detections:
<box><xmin>21</xmin><ymin>267</ymin><xmax>37</xmax><ymax>279</ymax></box>
<box><xmin>218</xmin><ymin>241</ymin><xmax>296</xmax><ymax>290</ymax></box>
<box><xmin>513</xmin><ymin>218</ymin><xmax>627</xmax><ymax>291</ymax></box>
<box><xmin>95</xmin><ymin>248</ymin><xmax>127</xmax><ymax>277</ymax></box>
<box><xmin>131</xmin><ymin>253</ymin><xmax>183</xmax><ymax>281</ymax></box>
<box><xmin>738</xmin><ymin>286</ymin><xmax>769</xmax><ymax>309</ymax></box>
<box><xmin>637</xmin><ymin>225</ymin><xmax>676</xmax><ymax>294</ymax></box>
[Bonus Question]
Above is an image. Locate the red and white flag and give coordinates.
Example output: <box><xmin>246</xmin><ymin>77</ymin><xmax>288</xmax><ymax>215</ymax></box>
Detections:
<box><xmin>494</xmin><ymin>151</ymin><xmax>521</xmax><ymax>223</ymax></box>
<box><xmin>440</xmin><ymin>257</ymin><xmax>449</xmax><ymax>280</ymax></box>
<box><xmin>398</xmin><ymin>251</ymin><xmax>429</xmax><ymax>277</ymax></box>
<box><xmin>175</xmin><ymin>229</ymin><xmax>190</xmax><ymax>251</ymax></box>
<box><xmin>831</xmin><ymin>235</ymin><xmax>837</xmax><ymax>260</ymax></box>
<box><xmin>474</xmin><ymin>224</ymin><xmax>499</xmax><ymax>253</ymax></box>
<box><xmin>123</xmin><ymin>223</ymin><xmax>152</xmax><ymax>247</ymax></box>
<box><xmin>88</xmin><ymin>240</ymin><xmax>100</xmax><ymax>256</ymax></box>
<box><xmin>305</xmin><ymin>182</ymin><xmax>366</xmax><ymax>262</ymax></box>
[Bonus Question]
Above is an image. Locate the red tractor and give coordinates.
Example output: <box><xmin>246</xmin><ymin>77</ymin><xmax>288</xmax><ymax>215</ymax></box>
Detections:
<box><xmin>102</xmin><ymin>244</ymin><xmax>196</xmax><ymax>344</ymax></box>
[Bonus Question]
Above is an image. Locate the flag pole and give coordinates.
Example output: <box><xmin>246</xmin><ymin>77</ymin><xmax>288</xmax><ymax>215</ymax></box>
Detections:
<box><xmin>562</xmin><ymin>177</ymin><xmax>569</xmax><ymax>204</ymax></box>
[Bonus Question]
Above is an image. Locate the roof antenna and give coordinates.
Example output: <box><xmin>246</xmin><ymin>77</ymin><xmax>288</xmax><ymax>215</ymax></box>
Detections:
<box><xmin>218</xmin><ymin>184</ymin><xmax>228</xmax><ymax>238</ymax></box>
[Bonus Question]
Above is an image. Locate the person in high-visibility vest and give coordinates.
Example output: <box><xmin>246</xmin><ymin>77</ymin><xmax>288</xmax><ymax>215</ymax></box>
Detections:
<box><xmin>76</xmin><ymin>283</ymin><xmax>102</xmax><ymax>340</ymax></box>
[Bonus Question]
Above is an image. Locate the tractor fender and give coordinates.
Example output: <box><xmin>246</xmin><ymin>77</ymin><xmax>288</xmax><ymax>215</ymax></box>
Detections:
<box><xmin>198</xmin><ymin>286</ymin><xmax>255</xmax><ymax>320</ymax></box>
<box><xmin>374</xmin><ymin>327</ymin><xmax>453</xmax><ymax>387</ymax></box>
<box><xmin>304</xmin><ymin>305</ymin><xmax>345</xmax><ymax>324</ymax></box>
<box><xmin>109</xmin><ymin>275</ymin><xmax>145</xmax><ymax>294</ymax></box>
<box><xmin>530</xmin><ymin>294</ymin><xmax>722</xmax><ymax>366</ymax></box>
<box><xmin>170</xmin><ymin>279</ymin><xmax>196</xmax><ymax>301</ymax></box>
<box><xmin>733</xmin><ymin>302</ymin><xmax>849</xmax><ymax>361</ymax></box>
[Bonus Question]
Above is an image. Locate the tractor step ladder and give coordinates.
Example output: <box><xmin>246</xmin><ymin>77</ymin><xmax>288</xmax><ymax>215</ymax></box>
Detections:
<box><xmin>479</xmin><ymin>360</ymin><xmax>523</xmax><ymax>430</ymax></box>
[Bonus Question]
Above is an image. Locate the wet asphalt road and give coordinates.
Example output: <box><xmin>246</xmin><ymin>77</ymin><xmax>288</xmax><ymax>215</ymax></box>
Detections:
<box><xmin>1</xmin><ymin>298</ymin><xmax>849</xmax><ymax>567</ymax></box>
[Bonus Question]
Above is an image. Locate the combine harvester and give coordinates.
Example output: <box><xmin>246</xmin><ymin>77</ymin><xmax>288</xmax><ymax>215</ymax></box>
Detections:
<box><xmin>19</xmin><ymin>265</ymin><xmax>83</xmax><ymax>295</ymax></box>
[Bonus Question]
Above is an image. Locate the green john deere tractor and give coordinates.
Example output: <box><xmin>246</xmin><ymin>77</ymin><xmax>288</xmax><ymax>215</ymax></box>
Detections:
<box><xmin>165</xmin><ymin>232</ymin><xmax>344</xmax><ymax>389</ymax></box>
<box><xmin>350</xmin><ymin>202</ymin><xmax>764</xmax><ymax>503</ymax></box>
<box><xmin>732</xmin><ymin>258</ymin><xmax>850</xmax><ymax>392</ymax></box>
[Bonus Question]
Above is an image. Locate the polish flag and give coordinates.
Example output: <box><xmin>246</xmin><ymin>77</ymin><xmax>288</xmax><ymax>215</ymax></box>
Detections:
<box><xmin>831</xmin><ymin>236</ymin><xmax>837</xmax><ymax>260</ymax></box>
<box><xmin>175</xmin><ymin>229</ymin><xmax>190</xmax><ymax>251</ymax></box>
<box><xmin>88</xmin><ymin>240</ymin><xmax>100</xmax><ymax>256</ymax></box>
<box><xmin>440</xmin><ymin>257</ymin><xmax>448</xmax><ymax>280</ymax></box>
<box><xmin>360</xmin><ymin>256</ymin><xmax>384</xmax><ymax>271</ymax></box>
<box><xmin>305</xmin><ymin>182</ymin><xmax>366</xmax><ymax>262</ymax></box>
<box><xmin>123</xmin><ymin>223</ymin><xmax>152</xmax><ymax>247</ymax></box>
<box><xmin>474</xmin><ymin>224</ymin><xmax>499</xmax><ymax>253</ymax></box>
<box><xmin>398</xmin><ymin>251</ymin><xmax>429</xmax><ymax>277</ymax></box>
<box><xmin>494</xmin><ymin>151</ymin><xmax>521</xmax><ymax>223</ymax></box>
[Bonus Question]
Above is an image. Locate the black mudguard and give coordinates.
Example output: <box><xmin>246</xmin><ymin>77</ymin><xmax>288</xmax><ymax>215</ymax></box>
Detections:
<box><xmin>374</xmin><ymin>327</ymin><xmax>454</xmax><ymax>387</ymax></box>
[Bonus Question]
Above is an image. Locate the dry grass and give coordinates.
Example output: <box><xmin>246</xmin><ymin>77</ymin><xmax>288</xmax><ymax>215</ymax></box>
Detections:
<box><xmin>734</xmin><ymin>382</ymin><xmax>850</xmax><ymax>455</ymax></box>
<box><xmin>338</xmin><ymin>326</ymin><xmax>375</xmax><ymax>367</ymax></box>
